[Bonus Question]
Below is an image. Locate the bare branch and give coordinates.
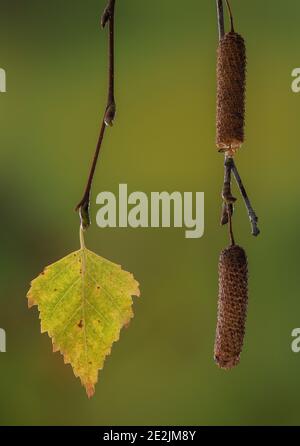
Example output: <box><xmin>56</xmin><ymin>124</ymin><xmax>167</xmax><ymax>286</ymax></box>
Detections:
<box><xmin>76</xmin><ymin>0</ymin><xmax>116</xmax><ymax>229</ymax></box>
<box><xmin>222</xmin><ymin>157</ymin><xmax>236</xmax><ymax>204</ymax></box>
<box><xmin>231</xmin><ymin>161</ymin><xmax>260</xmax><ymax>237</ymax></box>
<box><xmin>216</xmin><ymin>0</ymin><xmax>225</xmax><ymax>40</ymax></box>
<box><xmin>220</xmin><ymin>156</ymin><xmax>235</xmax><ymax>227</ymax></box>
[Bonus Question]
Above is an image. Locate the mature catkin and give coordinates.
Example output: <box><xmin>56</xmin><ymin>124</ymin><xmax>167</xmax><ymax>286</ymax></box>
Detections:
<box><xmin>214</xmin><ymin>245</ymin><xmax>248</xmax><ymax>369</ymax></box>
<box><xmin>216</xmin><ymin>32</ymin><xmax>246</xmax><ymax>153</ymax></box>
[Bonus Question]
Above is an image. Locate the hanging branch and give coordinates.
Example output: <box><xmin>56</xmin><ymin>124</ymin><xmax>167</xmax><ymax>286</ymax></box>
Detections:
<box><xmin>231</xmin><ymin>161</ymin><xmax>260</xmax><ymax>236</ymax></box>
<box><xmin>227</xmin><ymin>203</ymin><xmax>235</xmax><ymax>246</ymax></box>
<box><xmin>216</xmin><ymin>0</ymin><xmax>260</xmax><ymax>237</ymax></box>
<box><xmin>216</xmin><ymin>0</ymin><xmax>225</xmax><ymax>40</ymax></box>
<box><xmin>220</xmin><ymin>156</ymin><xmax>235</xmax><ymax>226</ymax></box>
<box><xmin>220</xmin><ymin>202</ymin><xmax>233</xmax><ymax>226</ymax></box>
<box><xmin>221</xmin><ymin>157</ymin><xmax>236</xmax><ymax>204</ymax></box>
<box><xmin>76</xmin><ymin>0</ymin><xmax>116</xmax><ymax>229</ymax></box>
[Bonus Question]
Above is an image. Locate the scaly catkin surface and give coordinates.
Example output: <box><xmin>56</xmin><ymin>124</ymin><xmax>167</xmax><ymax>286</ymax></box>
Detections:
<box><xmin>216</xmin><ymin>32</ymin><xmax>246</xmax><ymax>153</ymax></box>
<box><xmin>214</xmin><ymin>245</ymin><xmax>248</xmax><ymax>369</ymax></box>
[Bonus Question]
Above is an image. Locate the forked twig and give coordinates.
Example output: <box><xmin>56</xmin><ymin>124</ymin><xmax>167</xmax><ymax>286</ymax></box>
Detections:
<box><xmin>76</xmin><ymin>0</ymin><xmax>116</xmax><ymax>229</ymax></box>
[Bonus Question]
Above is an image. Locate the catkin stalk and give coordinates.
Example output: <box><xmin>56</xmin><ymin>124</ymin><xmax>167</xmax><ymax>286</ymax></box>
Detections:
<box><xmin>214</xmin><ymin>245</ymin><xmax>248</xmax><ymax>369</ymax></box>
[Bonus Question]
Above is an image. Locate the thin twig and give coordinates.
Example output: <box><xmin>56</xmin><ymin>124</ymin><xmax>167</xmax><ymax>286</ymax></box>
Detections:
<box><xmin>76</xmin><ymin>0</ymin><xmax>116</xmax><ymax>229</ymax></box>
<box><xmin>228</xmin><ymin>205</ymin><xmax>235</xmax><ymax>246</ymax></box>
<box><xmin>222</xmin><ymin>157</ymin><xmax>236</xmax><ymax>204</ymax></box>
<box><xmin>216</xmin><ymin>0</ymin><xmax>225</xmax><ymax>40</ymax></box>
<box><xmin>231</xmin><ymin>161</ymin><xmax>260</xmax><ymax>237</ymax></box>
<box><xmin>216</xmin><ymin>0</ymin><xmax>260</xmax><ymax>237</ymax></box>
<box><xmin>217</xmin><ymin>0</ymin><xmax>234</xmax><ymax>37</ymax></box>
<box><xmin>224</xmin><ymin>0</ymin><xmax>235</xmax><ymax>32</ymax></box>
<box><xmin>220</xmin><ymin>157</ymin><xmax>235</xmax><ymax>226</ymax></box>
<box><xmin>220</xmin><ymin>202</ymin><xmax>233</xmax><ymax>226</ymax></box>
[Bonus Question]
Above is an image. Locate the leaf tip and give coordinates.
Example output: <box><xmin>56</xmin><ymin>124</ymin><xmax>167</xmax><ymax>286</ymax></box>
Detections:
<box><xmin>85</xmin><ymin>383</ymin><xmax>95</xmax><ymax>399</ymax></box>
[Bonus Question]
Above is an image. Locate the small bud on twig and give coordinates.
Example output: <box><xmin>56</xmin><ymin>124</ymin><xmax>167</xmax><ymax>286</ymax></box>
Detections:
<box><xmin>101</xmin><ymin>7</ymin><xmax>111</xmax><ymax>28</ymax></box>
<box><xmin>79</xmin><ymin>200</ymin><xmax>91</xmax><ymax>230</ymax></box>
<box><xmin>104</xmin><ymin>102</ymin><xmax>116</xmax><ymax>127</ymax></box>
<box><xmin>220</xmin><ymin>202</ymin><xmax>233</xmax><ymax>226</ymax></box>
<box><xmin>101</xmin><ymin>0</ymin><xmax>115</xmax><ymax>28</ymax></box>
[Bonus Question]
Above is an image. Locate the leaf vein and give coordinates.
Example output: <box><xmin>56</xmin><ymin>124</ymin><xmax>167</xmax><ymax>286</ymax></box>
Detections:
<box><xmin>49</xmin><ymin>277</ymin><xmax>81</xmax><ymax>319</ymax></box>
<box><xmin>85</xmin><ymin>299</ymin><xmax>109</xmax><ymax>325</ymax></box>
<box><xmin>57</xmin><ymin>305</ymin><xmax>82</xmax><ymax>337</ymax></box>
<box><xmin>86</xmin><ymin>271</ymin><xmax>122</xmax><ymax>315</ymax></box>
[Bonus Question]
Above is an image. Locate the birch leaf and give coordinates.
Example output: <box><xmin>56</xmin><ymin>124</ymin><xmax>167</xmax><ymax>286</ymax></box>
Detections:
<box><xmin>27</xmin><ymin>237</ymin><xmax>140</xmax><ymax>398</ymax></box>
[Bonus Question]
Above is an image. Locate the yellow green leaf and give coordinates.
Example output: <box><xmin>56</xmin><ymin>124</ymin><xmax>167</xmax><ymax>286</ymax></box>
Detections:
<box><xmin>27</xmin><ymin>230</ymin><xmax>140</xmax><ymax>398</ymax></box>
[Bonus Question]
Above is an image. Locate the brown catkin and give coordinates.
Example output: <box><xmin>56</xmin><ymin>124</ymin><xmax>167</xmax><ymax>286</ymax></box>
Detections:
<box><xmin>214</xmin><ymin>245</ymin><xmax>248</xmax><ymax>369</ymax></box>
<box><xmin>216</xmin><ymin>32</ymin><xmax>246</xmax><ymax>153</ymax></box>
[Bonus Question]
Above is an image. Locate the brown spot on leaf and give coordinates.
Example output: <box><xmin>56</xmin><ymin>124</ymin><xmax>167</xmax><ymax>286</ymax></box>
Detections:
<box><xmin>78</xmin><ymin>320</ymin><xmax>83</xmax><ymax>329</ymax></box>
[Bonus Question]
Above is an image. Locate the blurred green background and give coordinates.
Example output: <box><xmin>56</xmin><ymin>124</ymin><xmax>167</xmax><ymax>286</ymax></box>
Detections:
<box><xmin>0</xmin><ymin>0</ymin><xmax>299</xmax><ymax>426</ymax></box>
